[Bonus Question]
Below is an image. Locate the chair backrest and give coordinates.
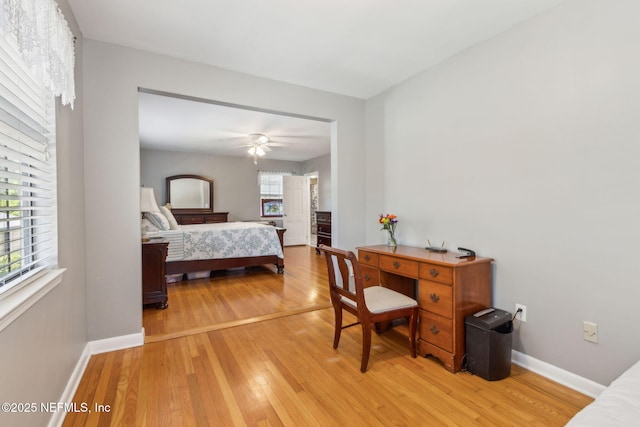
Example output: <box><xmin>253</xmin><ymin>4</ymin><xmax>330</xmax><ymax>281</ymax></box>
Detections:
<box><xmin>319</xmin><ymin>245</ymin><xmax>367</xmax><ymax>312</ymax></box>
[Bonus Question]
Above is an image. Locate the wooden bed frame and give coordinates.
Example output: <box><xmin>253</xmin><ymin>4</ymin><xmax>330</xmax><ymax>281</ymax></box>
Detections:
<box><xmin>165</xmin><ymin>228</ymin><xmax>286</xmax><ymax>276</ymax></box>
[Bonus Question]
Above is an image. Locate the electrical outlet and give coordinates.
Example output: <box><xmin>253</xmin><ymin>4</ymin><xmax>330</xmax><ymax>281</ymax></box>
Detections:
<box><xmin>515</xmin><ymin>304</ymin><xmax>527</xmax><ymax>322</ymax></box>
<box><xmin>583</xmin><ymin>321</ymin><xmax>598</xmax><ymax>343</ymax></box>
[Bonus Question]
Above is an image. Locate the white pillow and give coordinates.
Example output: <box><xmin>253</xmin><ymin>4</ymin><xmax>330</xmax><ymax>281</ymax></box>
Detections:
<box><xmin>141</xmin><ymin>218</ymin><xmax>160</xmax><ymax>233</ymax></box>
<box><xmin>144</xmin><ymin>211</ymin><xmax>170</xmax><ymax>231</ymax></box>
<box><xmin>160</xmin><ymin>205</ymin><xmax>180</xmax><ymax>230</ymax></box>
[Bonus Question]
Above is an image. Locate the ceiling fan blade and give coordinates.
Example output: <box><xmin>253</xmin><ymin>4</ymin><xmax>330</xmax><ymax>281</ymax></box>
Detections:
<box><xmin>269</xmin><ymin>134</ymin><xmax>323</xmax><ymax>140</ymax></box>
<box><xmin>211</xmin><ymin>136</ymin><xmax>248</xmax><ymax>144</ymax></box>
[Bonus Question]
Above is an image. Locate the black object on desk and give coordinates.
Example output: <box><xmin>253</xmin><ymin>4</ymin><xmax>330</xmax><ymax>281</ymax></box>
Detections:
<box><xmin>457</xmin><ymin>247</ymin><xmax>476</xmax><ymax>258</ymax></box>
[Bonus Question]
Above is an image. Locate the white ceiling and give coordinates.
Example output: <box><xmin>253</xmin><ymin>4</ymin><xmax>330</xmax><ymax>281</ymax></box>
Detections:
<box><xmin>69</xmin><ymin>0</ymin><xmax>564</xmax><ymax>162</ymax></box>
<box><xmin>138</xmin><ymin>91</ymin><xmax>332</xmax><ymax>162</ymax></box>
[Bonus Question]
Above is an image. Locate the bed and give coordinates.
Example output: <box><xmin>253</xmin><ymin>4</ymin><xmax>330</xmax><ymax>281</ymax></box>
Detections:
<box><xmin>146</xmin><ymin>221</ymin><xmax>286</xmax><ymax>277</ymax></box>
<box><xmin>566</xmin><ymin>359</ymin><xmax>640</xmax><ymax>426</ymax></box>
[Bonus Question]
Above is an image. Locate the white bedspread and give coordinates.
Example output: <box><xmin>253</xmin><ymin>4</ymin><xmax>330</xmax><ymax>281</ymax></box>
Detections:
<box><xmin>149</xmin><ymin>222</ymin><xmax>284</xmax><ymax>262</ymax></box>
<box><xmin>566</xmin><ymin>360</ymin><xmax>640</xmax><ymax>426</ymax></box>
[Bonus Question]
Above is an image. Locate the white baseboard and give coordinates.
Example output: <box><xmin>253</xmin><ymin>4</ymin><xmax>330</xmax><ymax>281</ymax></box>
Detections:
<box><xmin>51</xmin><ymin>332</ymin><xmax>603</xmax><ymax>427</ymax></box>
<box><xmin>47</xmin><ymin>344</ymin><xmax>92</xmax><ymax>427</ymax></box>
<box><xmin>89</xmin><ymin>328</ymin><xmax>145</xmax><ymax>354</ymax></box>
<box><xmin>49</xmin><ymin>328</ymin><xmax>145</xmax><ymax>427</ymax></box>
<box><xmin>512</xmin><ymin>350</ymin><xmax>606</xmax><ymax>398</ymax></box>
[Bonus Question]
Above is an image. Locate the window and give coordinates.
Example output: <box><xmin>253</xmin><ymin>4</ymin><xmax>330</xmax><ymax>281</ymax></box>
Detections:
<box><xmin>258</xmin><ymin>171</ymin><xmax>292</xmax><ymax>218</ymax></box>
<box><xmin>0</xmin><ymin>34</ymin><xmax>57</xmax><ymax>296</ymax></box>
<box><xmin>261</xmin><ymin>199</ymin><xmax>284</xmax><ymax>217</ymax></box>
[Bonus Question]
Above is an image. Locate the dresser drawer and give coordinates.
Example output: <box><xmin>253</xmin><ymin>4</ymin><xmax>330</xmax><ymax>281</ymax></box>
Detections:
<box><xmin>316</xmin><ymin>211</ymin><xmax>331</xmax><ymax>223</ymax></box>
<box><xmin>359</xmin><ymin>265</ymin><xmax>379</xmax><ymax>288</ymax></box>
<box><xmin>358</xmin><ymin>251</ymin><xmax>378</xmax><ymax>267</ymax></box>
<box><xmin>419</xmin><ymin>263</ymin><xmax>453</xmax><ymax>285</ymax></box>
<box><xmin>317</xmin><ymin>223</ymin><xmax>331</xmax><ymax>235</ymax></box>
<box><xmin>317</xmin><ymin>235</ymin><xmax>332</xmax><ymax>247</ymax></box>
<box><xmin>180</xmin><ymin>214</ymin><xmax>204</xmax><ymax>224</ymax></box>
<box><xmin>418</xmin><ymin>280</ymin><xmax>453</xmax><ymax>319</ymax></box>
<box><xmin>204</xmin><ymin>213</ymin><xmax>228</xmax><ymax>223</ymax></box>
<box><xmin>380</xmin><ymin>255</ymin><xmax>418</xmax><ymax>278</ymax></box>
<box><xmin>419</xmin><ymin>311</ymin><xmax>453</xmax><ymax>352</ymax></box>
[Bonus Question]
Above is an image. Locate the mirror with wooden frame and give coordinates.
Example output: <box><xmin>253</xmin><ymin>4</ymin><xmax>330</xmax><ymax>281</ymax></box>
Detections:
<box><xmin>166</xmin><ymin>174</ymin><xmax>213</xmax><ymax>215</ymax></box>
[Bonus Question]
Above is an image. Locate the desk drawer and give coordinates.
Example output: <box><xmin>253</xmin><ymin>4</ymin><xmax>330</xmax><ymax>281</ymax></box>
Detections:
<box><xmin>419</xmin><ymin>311</ymin><xmax>453</xmax><ymax>352</ymax></box>
<box><xmin>359</xmin><ymin>265</ymin><xmax>379</xmax><ymax>288</ymax></box>
<box><xmin>358</xmin><ymin>251</ymin><xmax>378</xmax><ymax>267</ymax></box>
<box><xmin>418</xmin><ymin>280</ymin><xmax>453</xmax><ymax>319</ymax></box>
<box><xmin>380</xmin><ymin>255</ymin><xmax>418</xmax><ymax>278</ymax></box>
<box><xmin>419</xmin><ymin>263</ymin><xmax>453</xmax><ymax>285</ymax></box>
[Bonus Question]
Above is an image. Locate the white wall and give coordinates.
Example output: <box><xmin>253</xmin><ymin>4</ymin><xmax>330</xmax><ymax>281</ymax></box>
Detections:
<box><xmin>365</xmin><ymin>0</ymin><xmax>640</xmax><ymax>385</ymax></box>
<box><xmin>83</xmin><ymin>41</ymin><xmax>365</xmax><ymax>341</ymax></box>
<box><xmin>0</xmin><ymin>1</ymin><xmax>88</xmax><ymax>425</ymax></box>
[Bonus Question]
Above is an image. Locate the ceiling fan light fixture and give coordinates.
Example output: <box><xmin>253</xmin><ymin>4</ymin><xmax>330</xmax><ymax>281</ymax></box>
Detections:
<box><xmin>250</xmin><ymin>133</ymin><xmax>269</xmax><ymax>144</ymax></box>
<box><xmin>247</xmin><ymin>133</ymin><xmax>271</xmax><ymax>164</ymax></box>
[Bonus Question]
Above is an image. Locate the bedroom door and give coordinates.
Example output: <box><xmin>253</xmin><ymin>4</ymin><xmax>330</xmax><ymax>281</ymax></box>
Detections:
<box><xmin>282</xmin><ymin>175</ymin><xmax>309</xmax><ymax>246</ymax></box>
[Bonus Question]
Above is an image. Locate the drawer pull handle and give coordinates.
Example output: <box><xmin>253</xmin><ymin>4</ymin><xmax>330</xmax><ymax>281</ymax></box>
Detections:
<box><xmin>429</xmin><ymin>293</ymin><xmax>440</xmax><ymax>303</ymax></box>
<box><xmin>393</xmin><ymin>261</ymin><xmax>401</xmax><ymax>269</ymax></box>
<box><xmin>364</xmin><ymin>274</ymin><xmax>371</xmax><ymax>281</ymax></box>
<box><xmin>429</xmin><ymin>268</ymin><xmax>440</xmax><ymax>278</ymax></box>
<box><xmin>429</xmin><ymin>325</ymin><xmax>440</xmax><ymax>335</ymax></box>
<box><xmin>364</xmin><ymin>255</ymin><xmax>371</xmax><ymax>261</ymax></box>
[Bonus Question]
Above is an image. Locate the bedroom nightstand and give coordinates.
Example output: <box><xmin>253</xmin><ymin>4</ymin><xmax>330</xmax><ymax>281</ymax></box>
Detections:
<box><xmin>142</xmin><ymin>239</ymin><xmax>169</xmax><ymax>309</ymax></box>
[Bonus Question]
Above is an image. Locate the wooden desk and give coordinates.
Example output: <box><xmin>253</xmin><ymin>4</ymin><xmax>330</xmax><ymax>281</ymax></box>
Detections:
<box><xmin>357</xmin><ymin>245</ymin><xmax>493</xmax><ymax>372</ymax></box>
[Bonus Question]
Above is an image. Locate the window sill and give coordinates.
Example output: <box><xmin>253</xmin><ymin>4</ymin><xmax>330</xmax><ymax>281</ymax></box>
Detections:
<box><xmin>0</xmin><ymin>269</ymin><xmax>66</xmax><ymax>333</ymax></box>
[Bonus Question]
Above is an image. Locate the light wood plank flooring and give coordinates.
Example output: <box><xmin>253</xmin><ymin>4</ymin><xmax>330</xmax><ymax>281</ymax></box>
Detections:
<box><xmin>64</xmin><ymin>246</ymin><xmax>592</xmax><ymax>426</ymax></box>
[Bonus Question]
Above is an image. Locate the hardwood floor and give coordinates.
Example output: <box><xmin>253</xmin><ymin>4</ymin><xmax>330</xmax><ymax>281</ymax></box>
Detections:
<box><xmin>142</xmin><ymin>244</ymin><xmax>331</xmax><ymax>342</ymax></box>
<box><xmin>64</xmin><ymin>246</ymin><xmax>592</xmax><ymax>426</ymax></box>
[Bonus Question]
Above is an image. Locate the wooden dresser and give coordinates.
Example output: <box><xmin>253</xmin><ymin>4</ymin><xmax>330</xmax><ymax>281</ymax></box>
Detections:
<box><xmin>173</xmin><ymin>212</ymin><xmax>228</xmax><ymax>225</ymax></box>
<box><xmin>142</xmin><ymin>239</ymin><xmax>169</xmax><ymax>309</ymax></box>
<box><xmin>357</xmin><ymin>245</ymin><xmax>493</xmax><ymax>372</ymax></box>
<box><xmin>315</xmin><ymin>211</ymin><xmax>331</xmax><ymax>253</ymax></box>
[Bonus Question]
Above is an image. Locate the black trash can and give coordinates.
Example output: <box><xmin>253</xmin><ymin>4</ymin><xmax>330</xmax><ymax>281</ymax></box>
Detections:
<box><xmin>465</xmin><ymin>308</ymin><xmax>513</xmax><ymax>381</ymax></box>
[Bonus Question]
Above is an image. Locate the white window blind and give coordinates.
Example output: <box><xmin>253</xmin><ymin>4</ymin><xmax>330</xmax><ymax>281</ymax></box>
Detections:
<box><xmin>0</xmin><ymin>33</ymin><xmax>57</xmax><ymax>294</ymax></box>
<box><xmin>258</xmin><ymin>170</ymin><xmax>293</xmax><ymax>198</ymax></box>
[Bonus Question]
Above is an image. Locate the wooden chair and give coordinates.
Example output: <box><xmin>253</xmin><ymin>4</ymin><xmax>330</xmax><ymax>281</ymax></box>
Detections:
<box><xmin>319</xmin><ymin>245</ymin><xmax>419</xmax><ymax>372</ymax></box>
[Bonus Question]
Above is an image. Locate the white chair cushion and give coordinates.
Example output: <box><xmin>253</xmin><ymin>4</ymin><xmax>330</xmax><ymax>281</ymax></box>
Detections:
<box><xmin>342</xmin><ymin>286</ymin><xmax>417</xmax><ymax>314</ymax></box>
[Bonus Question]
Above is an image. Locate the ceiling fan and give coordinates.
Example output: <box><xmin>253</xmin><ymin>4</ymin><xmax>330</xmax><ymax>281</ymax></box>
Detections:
<box><xmin>238</xmin><ymin>133</ymin><xmax>286</xmax><ymax>164</ymax></box>
<box><xmin>217</xmin><ymin>130</ymin><xmax>323</xmax><ymax>163</ymax></box>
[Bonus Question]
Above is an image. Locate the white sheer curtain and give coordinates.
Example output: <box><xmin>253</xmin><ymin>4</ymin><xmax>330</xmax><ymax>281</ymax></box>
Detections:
<box><xmin>0</xmin><ymin>0</ymin><xmax>76</xmax><ymax>107</ymax></box>
<box><xmin>257</xmin><ymin>170</ymin><xmax>293</xmax><ymax>198</ymax></box>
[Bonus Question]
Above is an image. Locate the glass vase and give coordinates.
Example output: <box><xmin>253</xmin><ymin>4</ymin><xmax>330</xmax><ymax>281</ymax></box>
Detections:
<box><xmin>387</xmin><ymin>231</ymin><xmax>397</xmax><ymax>247</ymax></box>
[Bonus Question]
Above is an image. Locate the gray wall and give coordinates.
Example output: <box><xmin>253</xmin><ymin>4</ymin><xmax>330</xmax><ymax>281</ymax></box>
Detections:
<box><xmin>0</xmin><ymin>1</ymin><xmax>88</xmax><ymax>425</ymax></box>
<box><xmin>365</xmin><ymin>0</ymin><xmax>640</xmax><ymax>385</ymax></box>
<box><xmin>141</xmin><ymin>148</ymin><xmax>309</xmax><ymax>221</ymax></box>
<box><xmin>302</xmin><ymin>153</ymin><xmax>331</xmax><ymax>211</ymax></box>
<box><xmin>5</xmin><ymin>6</ymin><xmax>633</xmax><ymax>423</ymax></box>
<box><xmin>83</xmin><ymin>41</ymin><xmax>366</xmax><ymax>341</ymax></box>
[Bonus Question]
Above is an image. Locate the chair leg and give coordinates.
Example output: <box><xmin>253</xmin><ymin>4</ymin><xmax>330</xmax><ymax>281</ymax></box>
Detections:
<box><xmin>360</xmin><ymin>321</ymin><xmax>372</xmax><ymax>373</ymax></box>
<box><xmin>332</xmin><ymin>306</ymin><xmax>342</xmax><ymax>349</ymax></box>
<box><xmin>408</xmin><ymin>310</ymin><xmax>418</xmax><ymax>358</ymax></box>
